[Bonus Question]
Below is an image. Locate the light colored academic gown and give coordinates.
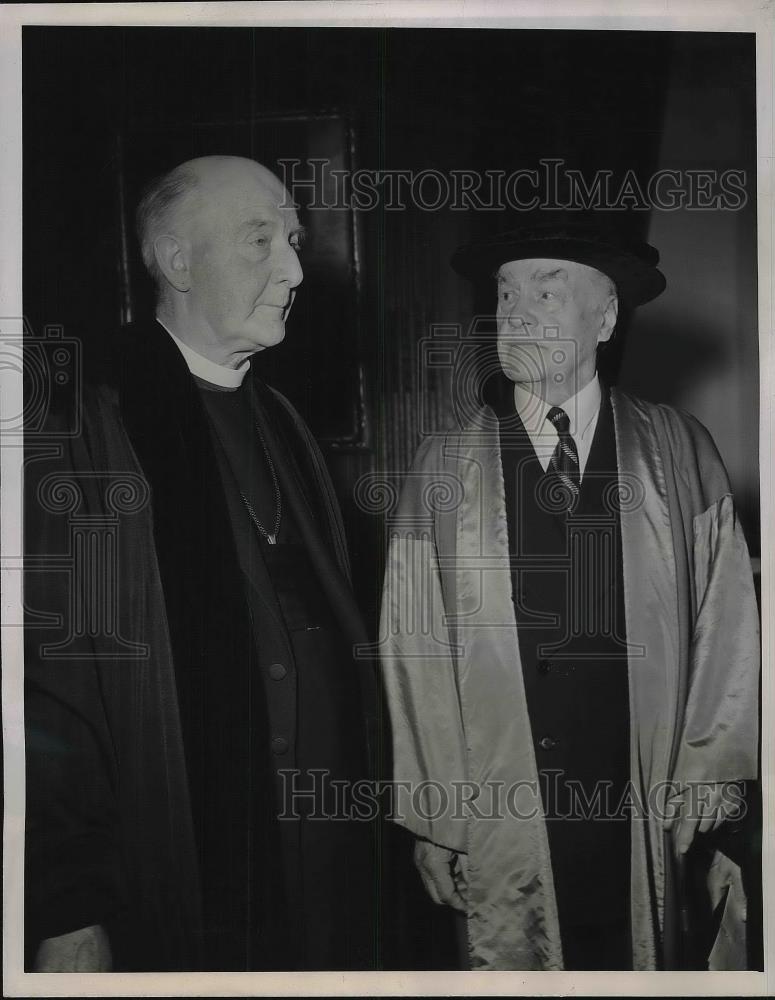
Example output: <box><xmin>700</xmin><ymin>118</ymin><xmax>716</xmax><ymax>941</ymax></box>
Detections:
<box><xmin>380</xmin><ymin>388</ymin><xmax>759</xmax><ymax>970</ymax></box>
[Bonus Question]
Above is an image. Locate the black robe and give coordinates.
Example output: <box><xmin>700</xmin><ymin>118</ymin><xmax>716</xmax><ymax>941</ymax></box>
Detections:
<box><xmin>24</xmin><ymin>320</ymin><xmax>377</xmax><ymax>971</ymax></box>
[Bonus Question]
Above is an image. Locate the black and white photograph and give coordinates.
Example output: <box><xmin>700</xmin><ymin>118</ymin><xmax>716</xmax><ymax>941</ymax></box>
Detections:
<box><xmin>2</xmin><ymin>1</ymin><xmax>772</xmax><ymax>995</ymax></box>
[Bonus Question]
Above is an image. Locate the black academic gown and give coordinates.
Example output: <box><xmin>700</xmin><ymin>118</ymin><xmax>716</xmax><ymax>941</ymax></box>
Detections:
<box><xmin>24</xmin><ymin>320</ymin><xmax>377</xmax><ymax>971</ymax></box>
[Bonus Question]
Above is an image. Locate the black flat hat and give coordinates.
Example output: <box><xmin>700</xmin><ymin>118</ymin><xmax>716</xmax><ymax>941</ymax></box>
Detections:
<box><xmin>450</xmin><ymin>220</ymin><xmax>666</xmax><ymax>306</ymax></box>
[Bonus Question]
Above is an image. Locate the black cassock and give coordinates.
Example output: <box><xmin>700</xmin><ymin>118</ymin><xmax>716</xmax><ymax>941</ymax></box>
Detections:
<box><xmin>24</xmin><ymin>319</ymin><xmax>377</xmax><ymax>971</ymax></box>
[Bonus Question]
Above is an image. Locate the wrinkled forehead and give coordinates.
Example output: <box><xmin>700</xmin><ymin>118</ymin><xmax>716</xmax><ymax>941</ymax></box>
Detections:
<box><xmin>496</xmin><ymin>257</ymin><xmax>603</xmax><ymax>287</ymax></box>
<box><xmin>495</xmin><ymin>257</ymin><xmax>611</xmax><ymax>294</ymax></box>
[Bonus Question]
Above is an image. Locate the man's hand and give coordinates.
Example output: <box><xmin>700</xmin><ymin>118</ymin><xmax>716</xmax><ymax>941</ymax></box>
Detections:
<box><xmin>414</xmin><ymin>839</ymin><xmax>469</xmax><ymax>913</ymax></box>
<box><xmin>34</xmin><ymin>924</ymin><xmax>112</xmax><ymax>972</ymax></box>
<box><xmin>663</xmin><ymin>781</ymin><xmax>744</xmax><ymax>858</ymax></box>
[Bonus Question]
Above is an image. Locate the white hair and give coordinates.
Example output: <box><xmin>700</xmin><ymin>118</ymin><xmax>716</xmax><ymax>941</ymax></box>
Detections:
<box><xmin>135</xmin><ymin>163</ymin><xmax>199</xmax><ymax>291</ymax></box>
<box><xmin>588</xmin><ymin>267</ymin><xmax>617</xmax><ymax>305</ymax></box>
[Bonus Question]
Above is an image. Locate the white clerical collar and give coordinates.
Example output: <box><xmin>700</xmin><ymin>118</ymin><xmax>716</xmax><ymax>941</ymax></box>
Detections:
<box><xmin>513</xmin><ymin>374</ymin><xmax>602</xmax><ymax>450</ymax></box>
<box><xmin>156</xmin><ymin>317</ymin><xmax>250</xmax><ymax>389</ymax></box>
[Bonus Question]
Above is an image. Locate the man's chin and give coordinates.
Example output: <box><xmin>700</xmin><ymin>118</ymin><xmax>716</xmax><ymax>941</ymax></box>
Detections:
<box><xmin>498</xmin><ymin>347</ymin><xmax>547</xmax><ymax>385</ymax></box>
<box><xmin>502</xmin><ymin>369</ymin><xmax>544</xmax><ymax>389</ymax></box>
<box><xmin>247</xmin><ymin>322</ymin><xmax>286</xmax><ymax>351</ymax></box>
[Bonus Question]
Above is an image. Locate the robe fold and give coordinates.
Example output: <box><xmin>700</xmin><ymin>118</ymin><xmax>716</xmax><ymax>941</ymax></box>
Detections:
<box><xmin>380</xmin><ymin>388</ymin><xmax>759</xmax><ymax>971</ymax></box>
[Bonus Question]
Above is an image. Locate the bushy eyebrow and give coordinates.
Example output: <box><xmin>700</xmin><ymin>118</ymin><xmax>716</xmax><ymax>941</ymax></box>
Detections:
<box><xmin>532</xmin><ymin>267</ymin><xmax>569</xmax><ymax>282</ymax></box>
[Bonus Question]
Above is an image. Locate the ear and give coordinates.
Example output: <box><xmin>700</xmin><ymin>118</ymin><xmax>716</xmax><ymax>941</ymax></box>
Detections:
<box><xmin>597</xmin><ymin>294</ymin><xmax>618</xmax><ymax>344</ymax></box>
<box><xmin>153</xmin><ymin>235</ymin><xmax>191</xmax><ymax>293</ymax></box>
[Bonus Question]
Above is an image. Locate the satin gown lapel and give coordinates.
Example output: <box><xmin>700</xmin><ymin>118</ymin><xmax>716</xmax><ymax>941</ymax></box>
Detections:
<box><xmin>611</xmin><ymin>388</ymin><xmax>681</xmax><ymax>970</ymax></box>
<box><xmin>447</xmin><ymin>409</ymin><xmax>563</xmax><ymax>970</ymax></box>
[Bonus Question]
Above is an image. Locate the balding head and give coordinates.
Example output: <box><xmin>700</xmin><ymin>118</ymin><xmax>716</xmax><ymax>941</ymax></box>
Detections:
<box><xmin>136</xmin><ymin>156</ymin><xmax>289</xmax><ymax>289</ymax></box>
<box><xmin>137</xmin><ymin>155</ymin><xmax>304</xmax><ymax>367</ymax></box>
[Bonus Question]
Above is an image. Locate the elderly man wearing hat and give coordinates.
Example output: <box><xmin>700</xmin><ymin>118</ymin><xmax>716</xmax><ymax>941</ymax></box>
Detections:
<box><xmin>380</xmin><ymin>222</ymin><xmax>759</xmax><ymax>971</ymax></box>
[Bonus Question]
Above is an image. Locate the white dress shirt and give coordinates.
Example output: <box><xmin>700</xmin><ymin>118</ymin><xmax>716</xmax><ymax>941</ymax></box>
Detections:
<box><xmin>156</xmin><ymin>316</ymin><xmax>250</xmax><ymax>389</ymax></box>
<box><xmin>513</xmin><ymin>375</ymin><xmax>602</xmax><ymax>480</ymax></box>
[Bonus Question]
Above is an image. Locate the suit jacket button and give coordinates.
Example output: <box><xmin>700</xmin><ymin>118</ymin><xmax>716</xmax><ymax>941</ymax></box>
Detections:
<box><xmin>538</xmin><ymin>736</ymin><xmax>557</xmax><ymax>751</ymax></box>
<box><xmin>268</xmin><ymin>662</ymin><xmax>287</xmax><ymax>680</ymax></box>
<box><xmin>537</xmin><ymin>658</ymin><xmax>551</xmax><ymax>675</ymax></box>
<box><xmin>271</xmin><ymin>736</ymin><xmax>289</xmax><ymax>755</ymax></box>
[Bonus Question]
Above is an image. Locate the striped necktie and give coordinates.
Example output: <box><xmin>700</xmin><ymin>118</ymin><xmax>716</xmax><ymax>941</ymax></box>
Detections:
<box><xmin>546</xmin><ymin>405</ymin><xmax>580</xmax><ymax>511</ymax></box>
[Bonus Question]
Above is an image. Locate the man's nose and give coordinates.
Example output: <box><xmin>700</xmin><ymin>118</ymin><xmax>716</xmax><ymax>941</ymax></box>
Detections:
<box><xmin>502</xmin><ymin>307</ymin><xmax>533</xmax><ymax>333</ymax></box>
<box><xmin>277</xmin><ymin>245</ymin><xmax>304</xmax><ymax>288</ymax></box>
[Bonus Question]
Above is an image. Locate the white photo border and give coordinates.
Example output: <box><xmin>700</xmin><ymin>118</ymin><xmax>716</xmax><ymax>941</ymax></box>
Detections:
<box><xmin>1</xmin><ymin>2</ymin><xmax>772</xmax><ymax>996</ymax></box>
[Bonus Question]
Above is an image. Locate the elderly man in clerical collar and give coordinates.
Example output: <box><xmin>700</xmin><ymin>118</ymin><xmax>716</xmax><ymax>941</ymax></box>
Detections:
<box><xmin>142</xmin><ymin>156</ymin><xmax>304</xmax><ymax>377</ymax></box>
<box><xmin>380</xmin><ymin>221</ymin><xmax>759</xmax><ymax>972</ymax></box>
<box><xmin>26</xmin><ymin>156</ymin><xmax>376</xmax><ymax>973</ymax></box>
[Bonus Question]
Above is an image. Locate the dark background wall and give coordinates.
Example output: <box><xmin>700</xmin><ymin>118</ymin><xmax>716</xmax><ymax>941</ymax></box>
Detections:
<box><xmin>23</xmin><ymin>27</ymin><xmax>759</xmax><ymax>589</ymax></box>
<box><xmin>23</xmin><ymin>27</ymin><xmax>759</xmax><ymax>968</ymax></box>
